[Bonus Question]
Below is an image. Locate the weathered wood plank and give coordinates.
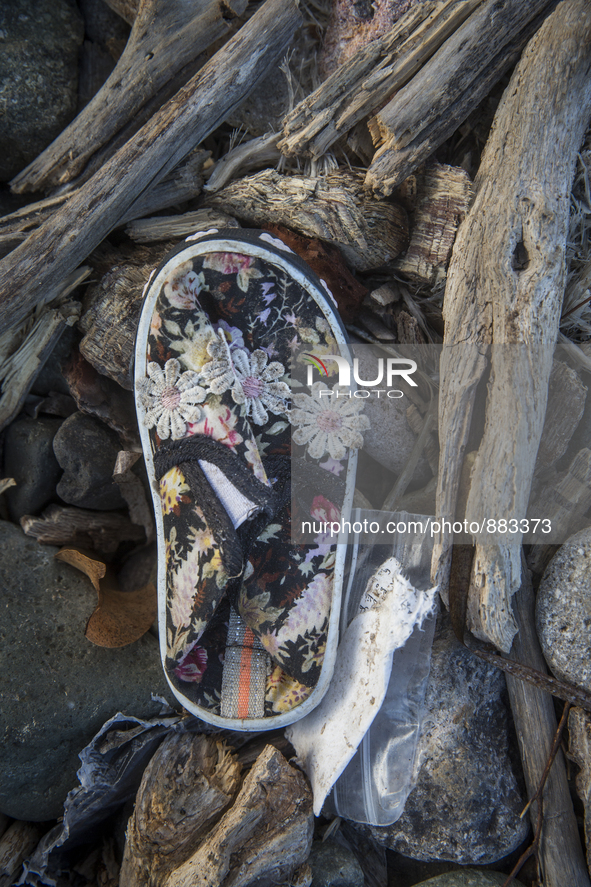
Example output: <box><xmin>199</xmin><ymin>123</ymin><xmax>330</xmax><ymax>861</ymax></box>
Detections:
<box><xmin>0</xmin><ymin>0</ymin><xmax>302</xmax><ymax>332</ymax></box>
<box><xmin>432</xmin><ymin>0</ymin><xmax>591</xmax><ymax>652</ymax></box>
<box><xmin>504</xmin><ymin>563</ymin><xmax>590</xmax><ymax>887</ymax></box>
<box><xmin>366</xmin><ymin>0</ymin><xmax>556</xmax><ymax>194</ymax></box>
<box><xmin>279</xmin><ymin>0</ymin><xmax>482</xmax><ymax>159</ymax></box>
<box><xmin>0</xmin><ymin>148</ymin><xmax>209</xmax><ymax>257</ymax></box>
<box><xmin>205</xmin><ymin>168</ymin><xmax>408</xmax><ymax>271</ymax></box>
<box><xmin>120</xmin><ymin>733</ymin><xmax>242</xmax><ymax>887</ymax></box>
<box><xmin>163</xmin><ymin>746</ymin><xmax>313</xmax><ymax>887</ymax></box>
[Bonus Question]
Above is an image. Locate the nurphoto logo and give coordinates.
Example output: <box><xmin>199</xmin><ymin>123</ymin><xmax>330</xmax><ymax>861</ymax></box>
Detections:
<box><xmin>303</xmin><ymin>352</ymin><xmax>418</xmax><ymax>398</ymax></box>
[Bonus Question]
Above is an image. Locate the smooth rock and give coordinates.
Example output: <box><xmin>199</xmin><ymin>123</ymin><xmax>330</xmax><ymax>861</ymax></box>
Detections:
<box><xmin>412</xmin><ymin>873</ymin><xmax>514</xmax><ymax>886</ymax></box>
<box><xmin>4</xmin><ymin>416</ymin><xmax>63</xmax><ymax>521</ymax></box>
<box><xmin>309</xmin><ymin>838</ymin><xmax>364</xmax><ymax>887</ymax></box>
<box><xmin>0</xmin><ymin>0</ymin><xmax>84</xmax><ymax>181</ymax></box>
<box><xmin>0</xmin><ymin>521</ymin><xmax>174</xmax><ymax>821</ymax></box>
<box><xmin>536</xmin><ymin>527</ymin><xmax>591</xmax><ymax>692</ymax></box>
<box><xmin>366</xmin><ymin>616</ymin><xmax>528</xmax><ymax>863</ymax></box>
<box><xmin>54</xmin><ymin>412</ymin><xmax>126</xmax><ymax>511</ymax></box>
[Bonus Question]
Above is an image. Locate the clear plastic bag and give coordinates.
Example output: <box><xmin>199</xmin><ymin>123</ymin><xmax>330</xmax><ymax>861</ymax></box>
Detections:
<box><xmin>326</xmin><ymin>510</ymin><xmax>438</xmax><ymax>826</ymax></box>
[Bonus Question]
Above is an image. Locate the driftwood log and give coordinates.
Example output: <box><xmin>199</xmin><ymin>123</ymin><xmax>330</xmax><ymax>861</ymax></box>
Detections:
<box><xmin>0</xmin><ymin>149</ymin><xmax>209</xmax><ymax>261</ymax></box>
<box><xmin>504</xmin><ymin>563</ymin><xmax>590</xmax><ymax>886</ymax></box>
<box><xmin>533</xmin><ymin>360</ymin><xmax>587</xmax><ymax>471</ymax></box>
<box><xmin>394</xmin><ymin>162</ymin><xmax>473</xmax><ymax>286</ymax></box>
<box><xmin>0</xmin><ymin>269</ymin><xmax>87</xmax><ymax>432</ymax></box>
<box><xmin>0</xmin><ymin>821</ymin><xmax>44</xmax><ymax>887</ymax></box>
<box><xmin>280</xmin><ymin>0</ymin><xmax>554</xmax><ymax>200</ymax></box>
<box><xmin>126</xmin><ymin>209</ymin><xmax>240</xmax><ymax>244</ymax></box>
<box><xmin>121</xmin><ymin>738</ymin><xmax>314</xmax><ymax>887</ymax></box>
<box><xmin>365</xmin><ymin>0</ymin><xmax>556</xmax><ymax>194</ymax></box>
<box><xmin>206</xmin><ymin>169</ymin><xmax>408</xmax><ymax>271</ymax></box>
<box><xmin>0</xmin><ymin>0</ymin><xmax>302</xmax><ymax>333</ymax></box>
<box><xmin>433</xmin><ymin>0</ymin><xmax>591</xmax><ymax>652</ymax></box>
<box><xmin>164</xmin><ymin>746</ymin><xmax>313</xmax><ymax>887</ymax></box>
<box><xmin>203</xmin><ymin>132</ymin><xmax>282</xmax><ymax>194</ymax></box>
<box><xmin>568</xmin><ymin>707</ymin><xmax>591</xmax><ymax>874</ymax></box>
<box><xmin>120</xmin><ymin>733</ymin><xmax>243</xmax><ymax>887</ymax></box>
<box><xmin>20</xmin><ymin>505</ymin><xmax>146</xmax><ymax>553</ymax></box>
<box><xmin>79</xmin><ymin>243</ymin><xmax>173</xmax><ymax>389</ymax></box>
<box><xmin>10</xmin><ymin>0</ymin><xmax>248</xmax><ymax>193</ymax></box>
<box><xmin>280</xmin><ymin>0</ymin><xmax>485</xmax><ymax>159</ymax></box>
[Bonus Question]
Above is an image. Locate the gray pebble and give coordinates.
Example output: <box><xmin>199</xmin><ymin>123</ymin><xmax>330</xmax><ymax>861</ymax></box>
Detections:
<box><xmin>536</xmin><ymin>527</ymin><xmax>591</xmax><ymax>692</ymax></box>
<box><xmin>0</xmin><ymin>0</ymin><xmax>84</xmax><ymax>181</ymax></box>
<box><xmin>367</xmin><ymin>616</ymin><xmax>528</xmax><ymax>863</ymax></box>
<box><xmin>309</xmin><ymin>838</ymin><xmax>364</xmax><ymax>887</ymax></box>
<box><xmin>0</xmin><ymin>521</ymin><xmax>174</xmax><ymax>821</ymax></box>
<box><xmin>54</xmin><ymin>412</ymin><xmax>126</xmax><ymax>510</ymax></box>
<box><xmin>4</xmin><ymin>416</ymin><xmax>62</xmax><ymax>521</ymax></box>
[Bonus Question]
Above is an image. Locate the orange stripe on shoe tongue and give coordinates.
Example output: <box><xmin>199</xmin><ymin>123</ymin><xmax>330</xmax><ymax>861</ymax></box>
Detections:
<box><xmin>237</xmin><ymin>626</ymin><xmax>256</xmax><ymax>718</ymax></box>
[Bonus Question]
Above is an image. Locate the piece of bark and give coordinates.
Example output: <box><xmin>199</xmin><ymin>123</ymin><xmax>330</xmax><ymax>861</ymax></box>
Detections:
<box><xmin>358</xmin><ymin>309</ymin><xmax>396</xmax><ymax>341</ymax></box>
<box><xmin>126</xmin><ymin>209</ymin><xmax>240</xmax><ymax>244</ymax></box>
<box><xmin>63</xmin><ymin>351</ymin><xmax>139</xmax><ymax>449</ymax></box>
<box><xmin>263</xmin><ymin>225</ymin><xmax>368</xmax><ymax>322</ymax></box>
<box><xmin>0</xmin><ymin>268</ymin><xmax>86</xmax><ymax>433</ymax></box>
<box><xmin>20</xmin><ymin>504</ymin><xmax>145</xmax><ymax>553</ymax></box>
<box><xmin>163</xmin><ymin>745</ymin><xmax>313</xmax><ymax>887</ymax></box>
<box><xmin>396</xmin><ymin>309</ymin><xmax>426</xmax><ymax>345</ymax></box>
<box><xmin>0</xmin><ymin>817</ymin><xmax>7</xmax><ymax>842</ymax></box>
<box><xmin>0</xmin><ymin>821</ymin><xmax>44</xmax><ymax>887</ymax></box>
<box><xmin>432</xmin><ymin>0</ymin><xmax>591</xmax><ymax>652</ymax></box>
<box><xmin>568</xmin><ymin>707</ymin><xmax>591</xmax><ymax>874</ymax></box>
<box><xmin>120</xmin><ymin>733</ymin><xmax>242</xmax><ymax>887</ymax></box>
<box><xmin>0</xmin><ymin>149</ymin><xmax>209</xmax><ymax>259</ymax></box>
<box><xmin>365</xmin><ymin>0</ymin><xmax>556</xmax><ymax>195</ymax></box>
<box><xmin>204</xmin><ymin>132</ymin><xmax>282</xmax><ymax>194</ymax></box>
<box><xmin>369</xmin><ymin>284</ymin><xmax>400</xmax><ymax>307</ymax></box>
<box><xmin>320</xmin><ymin>0</ymin><xmax>419</xmax><ymax>77</ymax></box>
<box><xmin>25</xmin><ymin>392</ymin><xmax>77</xmax><ymax>420</ymax></box>
<box><xmin>0</xmin><ymin>0</ymin><xmax>302</xmax><ymax>334</ymax></box>
<box><xmin>206</xmin><ymin>169</ymin><xmax>408</xmax><ymax>271</ymax></box>
<box><xmin>526</xmin><ymin>448</ymin><xmax>591</xmax><ymax>577</ymax></box>
<box><xmin>395</xmin><ymin>163</ymin><xmax>473</xmax><ymax>285</ymax></box>
<box><xmin>103</xmin><ymin>0</ymin><xmax>139</xmax><ymax>25</ymax></box>
<box><xmin>113</xmin><ymin>451</ymin><xmax>155</xmax><ymax>542</ymax></box>
<box><xmin>504</xmin><ymin>562</ymin><xmax>590</xmax><ymax>887</ymax></box>
<box><xmin>534</xmin><ymin>360</ymin><xmax>587</xmax><ymax>471</ymax></box>
<box><xmin>79</xmin><ymin>244</ymin><xmax>173</xmax><ymax>389</ymax></box>
<box><xmin>280</xmin><ymin>0</ymin><xmax>484</xmax><ymax>159</ymax></box>
<box><xmin>10</xmin><ymin>0</ymin><xmax>249</xmax><ymax>194</ymax></box>
<box><xmin>407</xmin><ymin>403</ymin><xmax>439</xmax><ymax>474</ymax></box>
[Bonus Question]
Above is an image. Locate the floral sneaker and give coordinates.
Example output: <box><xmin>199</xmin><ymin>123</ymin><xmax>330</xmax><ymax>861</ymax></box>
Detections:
<box><xmin>134</xmin><ymin>229</ymin><xmax>369</xmax><ymax>729</ymax></box>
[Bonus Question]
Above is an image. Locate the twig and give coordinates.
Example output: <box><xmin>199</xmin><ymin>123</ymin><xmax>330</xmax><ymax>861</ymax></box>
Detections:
<box><xmin>469</xmin><ymin>646</ymin><xmax>591</xmax><ymax>714</ymax></box>
<box><xmin>561</xmin><ymin>295</ymin><xmax>591</xmax><ymax>319</ymax></box>
<box><xmin>501</xmin><ymin>702</ymin><xmax>571</xmax><ymax>887</ymax></box>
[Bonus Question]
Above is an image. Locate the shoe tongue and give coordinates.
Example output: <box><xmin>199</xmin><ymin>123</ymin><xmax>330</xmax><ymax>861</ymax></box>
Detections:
<box><xmin>198</xmin><ymin>459</ymin><xmax>261</xmax><ymax>528</ymax></box>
